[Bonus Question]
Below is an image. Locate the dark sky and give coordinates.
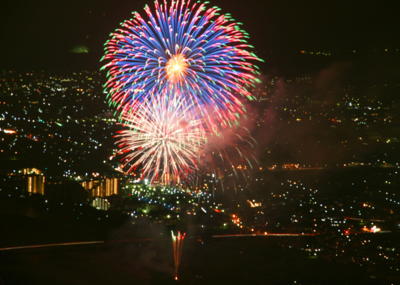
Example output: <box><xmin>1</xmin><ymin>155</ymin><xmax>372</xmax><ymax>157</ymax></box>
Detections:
<box><xmin>2</xmin><ymin>0</ymin><xmax>398</xmax><ymax>70</ymax></box>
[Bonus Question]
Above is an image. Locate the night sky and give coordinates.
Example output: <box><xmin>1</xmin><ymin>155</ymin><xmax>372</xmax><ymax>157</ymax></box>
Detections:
<box><xmin>2</xmin><ymin>0</ymin><xmax>398</xmax><ymax>69</ymax></box>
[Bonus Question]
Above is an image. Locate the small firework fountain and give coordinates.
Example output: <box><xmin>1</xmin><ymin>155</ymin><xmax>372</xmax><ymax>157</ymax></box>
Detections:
<box><xmin>171</xmin><ymin>231</ymin><xmax>186</xmax><ymax>281</ymax></box>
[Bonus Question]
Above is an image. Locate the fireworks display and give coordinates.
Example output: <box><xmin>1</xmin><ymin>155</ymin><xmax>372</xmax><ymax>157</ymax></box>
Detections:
<box><xmin>102</xmin><ymin>0</ymin><xmax>261</xmax><ymax>184</ymax></box>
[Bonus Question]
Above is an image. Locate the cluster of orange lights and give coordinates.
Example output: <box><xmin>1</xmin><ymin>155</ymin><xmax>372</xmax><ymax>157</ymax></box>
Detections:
<box><xmin>231</xmin><ymin>214</ymin><xmax>244</xmax><ymax>229</ymax></box>
<box><xmin>247</xmin><ymin>200</ymin><xmax>262</xmax><ymax>208</ymax></box>
<box><xmin>282</xmin><ymin>163</ymin><xmax>300</xmax><ymax>170</ymax></box>
<box><xmin>362</xmin><ymin>202</ymin><xmax>373</xmax><ymax>209</ymax></box>
<box><xmin>236</xmin><ymin>165</ymin><xmax>248</xmax><ymax>170</ymax></box>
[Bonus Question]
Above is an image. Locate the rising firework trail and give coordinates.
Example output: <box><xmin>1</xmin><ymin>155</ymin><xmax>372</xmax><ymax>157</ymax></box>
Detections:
<box><xmin>101</xmin><ymin>0</ymin><xmax>263</xmax><ymax>129</ymax></box>
<box><xmin>171</xmin><ymin>231</ymin><xmax>186</xmax><ymax>281</ymax></box>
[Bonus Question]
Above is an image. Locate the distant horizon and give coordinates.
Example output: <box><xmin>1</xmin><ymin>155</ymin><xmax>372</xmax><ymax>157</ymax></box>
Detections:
<box><xmin>2</xmin><ymin>0</ymin><xmax>399</xmax><ymax>70</ymax></box>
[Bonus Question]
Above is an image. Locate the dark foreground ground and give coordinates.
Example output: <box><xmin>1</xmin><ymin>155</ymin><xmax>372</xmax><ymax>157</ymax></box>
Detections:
<box><xmin>0</xmin><ymin>235</ymin><xmax>394</xmax><ymax>285</ymax></box>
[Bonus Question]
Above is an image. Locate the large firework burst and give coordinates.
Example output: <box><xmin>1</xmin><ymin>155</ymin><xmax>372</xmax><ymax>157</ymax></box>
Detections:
<box><xmin>101</xmin><ymin>0</ymin><xmax>262</xmax><ymax>128</ymax></box>
<box><xmin>116</xmin><ymin>94</ymin><xmax>206</xmax><ymax>184</ymax></box>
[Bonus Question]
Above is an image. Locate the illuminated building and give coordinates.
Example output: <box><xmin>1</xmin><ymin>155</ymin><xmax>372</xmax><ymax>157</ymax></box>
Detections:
<box><xmin>92</xmin><ymin>197</ymin><xmax>111</xmax><ymax>211</ymax></box>
<box><xmin>11</xmin><ymin>168</ymin><xmax>47</xmax><ymax>195</ymax></box>
<box><xmin>21</xmin><ymin>168</ymin><xmax>42</xmax><ymax>175</ymax></box>
<box><xmin>26</xmin><ymin>175</ymin><xmax>45</xmax><ymax>195</ymax></box>
<box><xmin>81</xmin><ymin>177</ymin><xmax>119</xmax><ymax>197</ymax></box>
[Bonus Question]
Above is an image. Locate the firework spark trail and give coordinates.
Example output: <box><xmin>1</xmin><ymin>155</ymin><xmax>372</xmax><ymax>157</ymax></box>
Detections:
<box><xmin>101</xmin><ymin>0</ymin><xmax>263</xmax><ymax>130</ymax></box>
<box><xmin>171</xmin><ymin>231</ymin><xmax>186</xmax><ymax>281</ymax></box>
<box><xmin>198</xmin><ymin>125</ymin><xmax>258</xmax><ymax>187</ymax></box>
<box><xmin>116</xmin><ymin>94</ymin><xmax>206</xmax><ymax>184</ymax></box>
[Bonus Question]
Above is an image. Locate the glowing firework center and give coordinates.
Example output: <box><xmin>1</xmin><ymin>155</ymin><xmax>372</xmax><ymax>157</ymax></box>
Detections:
<box><xmin>166</xmin><ymin>54</ymin><xmax>188</xmax><ymax>83</ymax></box>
